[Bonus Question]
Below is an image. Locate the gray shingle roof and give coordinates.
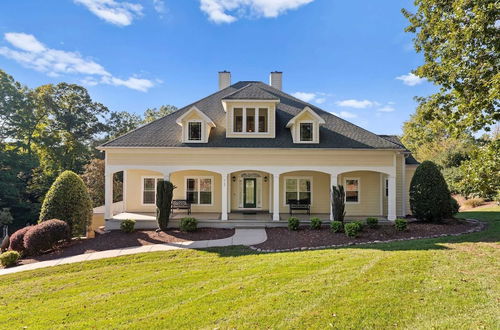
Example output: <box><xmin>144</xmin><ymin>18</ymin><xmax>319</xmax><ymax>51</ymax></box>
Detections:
<box><xmin>101</xmin><ymin>81</ymin><xmax>405</xmax><ymax>150</ymax></box>
<box><xmin>378</xmin><ymin>135</ymin><xmax>420</xmax><ymax>165</ymax></box>
<box><xmin>222</xmin><ymin>83</ymin><xmax>280</xmax><ymax>100</ymax></box>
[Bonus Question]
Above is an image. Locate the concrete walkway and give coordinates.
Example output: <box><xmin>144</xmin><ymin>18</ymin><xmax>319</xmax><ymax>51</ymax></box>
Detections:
<box><xmin>0</xmin><ymin>228</ymin><xmax>267</xmax><ymax>276</ymax></box>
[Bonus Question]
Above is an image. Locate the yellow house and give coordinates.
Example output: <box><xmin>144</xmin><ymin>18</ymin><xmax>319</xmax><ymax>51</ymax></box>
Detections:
<box><xmin>98</xmin><ymin>72</ymin><xmax>419</xmax><ymax>229</ymax></box>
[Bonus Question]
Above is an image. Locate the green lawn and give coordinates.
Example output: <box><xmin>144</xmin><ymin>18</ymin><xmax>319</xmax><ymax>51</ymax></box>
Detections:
<box><xmin>1</xmin><ymin>208</ymin><xmax>499</xmax><ymax>329</ymax></box>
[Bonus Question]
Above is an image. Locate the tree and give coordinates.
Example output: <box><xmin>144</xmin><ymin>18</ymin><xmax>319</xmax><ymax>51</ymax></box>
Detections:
<box><xmin>106</xmin><ymin>111</ymin><xmax>142</xmax><ymax>140</ymax></box>
<box><xmin>156</xmin><ymin>180</ymin><xmax>175</xmax><ymax>231</ymax></box>
<box><xmin>0</xmin><ymin>208</ymin><xmax>14</xmax><ymax>226</ymax></box>
<box><xmin>409</xmin><ymin>161</ymin><xmax>454</xmax><ymax>221</ymax></box>
<box><xmin>143</xmin><ymin>105</ymin><xmax>178</xmax><ymax>124</ymax></box>
<box><xmin>331</xmin><ymin>185</ymin><xmax>346</xmax><ymax>223</ymax></box>
<box><xmin>457</xmin><ymin>139</ymin><xmax>500</xmax><ymax>199</ymax></box>
<box><xmin>39</xmin><ymin>170</ymin><xmax>93</xmax><ymax>236</ymax></box>
<box><xmin>81</xmin><ymin>158</ymin><xmax>123</xmax><ymax>207</ymax></box>
<box><xmin>402</xmin><ymin>1</ymin><xmax>499</xmax><ymax>134</ymax></box>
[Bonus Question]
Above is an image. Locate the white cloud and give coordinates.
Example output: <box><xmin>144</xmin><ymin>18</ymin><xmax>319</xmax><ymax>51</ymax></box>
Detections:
<box><xmin>74</xmin><ymin>0</ymin><xmax>143</xmax><ymax>26</ymax></box>
<box><xmin>378</xmin><ymin>105</ymin><xmax>396</xmax><ymax>112</ymax></box>
<box><xmin>0</xmin><ymin>32</ymin><xmax>155</xmax><ymax>92</ymax></box>
<box><xmin>292</xmin><ymin>91</ymin><xmax>316</xmax><ymax>102</ymax></box>
<box><xmin>199</xmin><ymin>0</ymin><xmax>314</xmax><ymax>23</ymax></box>
<box><xmin>336</xmin><ymin>99</ymin><xmax>378</xmax><ymax>109</ymax></box>
<box><xmin>396</xmin><ymin>72</ymin><xmax>425</xmax><ymax>86</ymax></box>
<box><xmin>339</xmin><ymin>111</ymin><xmax>358</xmax><ymax>119</ymax></box>
<box><xmin>152</xmin><ymin>0</ymin><xmax>166</xmax><ymax>14</ymax></box>
<box><xmin>315</xmin><ymin>97</ymin><xmax>326</xmax><ymax>104</ymax></box>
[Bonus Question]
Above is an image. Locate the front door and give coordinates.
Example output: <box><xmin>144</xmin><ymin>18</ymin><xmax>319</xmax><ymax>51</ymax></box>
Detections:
<box><xmin>243</xmin><ymin>178</ymin><xmax>257</xmax><ymax>208</ymax></box>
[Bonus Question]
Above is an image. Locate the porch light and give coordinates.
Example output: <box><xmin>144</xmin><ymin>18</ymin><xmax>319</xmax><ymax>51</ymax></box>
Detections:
<box><xmin>232</xmin><ymin>176</ymin><xmax>236</xmax><ymax>182</ymax></box>
<box><xmin>264</xmin><ymin>176</ymin><xmax>268</xmax><ymax>182</ymax></box>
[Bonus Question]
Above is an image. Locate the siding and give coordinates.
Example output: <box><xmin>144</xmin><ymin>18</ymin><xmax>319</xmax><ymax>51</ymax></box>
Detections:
<box><xmin>339</xmin><ymin>171</ymin><xmax>382</xmax><ymax>216</ymax></box>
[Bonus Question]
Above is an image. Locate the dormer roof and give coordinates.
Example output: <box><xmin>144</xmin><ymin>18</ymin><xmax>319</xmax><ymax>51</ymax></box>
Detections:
<box><xmin>286</xmin><ymin>106</ymin><xmax>326</xmax><ymax>128</ymax></box>
<box><xmin>222</xmin><ymin>83</ymin><xmax>280</xmax><ymax>101</ymax></box>
<box><xmin>175</xmin><ymin>106</ymin><xmax>215</xmax><ymax>127</ymax></box>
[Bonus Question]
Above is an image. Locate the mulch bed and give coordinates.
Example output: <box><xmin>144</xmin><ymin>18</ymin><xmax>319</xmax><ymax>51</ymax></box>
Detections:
<box><xmin>252</xmin><ymin>218</ymin><xmax>484</xmax><ymax>252</ymax></box>
<box><xmin>20</xmin><ymin>228</ymin><xmax>235</xmax><ymax>265</ymax></box>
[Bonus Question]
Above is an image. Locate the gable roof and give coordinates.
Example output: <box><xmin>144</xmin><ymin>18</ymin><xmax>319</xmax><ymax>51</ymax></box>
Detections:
<box><xmin>378</xmin><ymin>135</ymin><xmax>420</xmax><ymax>165</ymax></box>
<box><xmin>101</xmin><ymin>81</ymin><xmax>404</xmax><ymax>150</ymax></box>
<box><xmin>286</xmin><ymin>106</ymin><xmax>326</xmax><ymax>128</ymax></box>
<box><xmin>175</xmin><ymin>106</ymin><xmax>216</xmax><ymax>127</ymax></box>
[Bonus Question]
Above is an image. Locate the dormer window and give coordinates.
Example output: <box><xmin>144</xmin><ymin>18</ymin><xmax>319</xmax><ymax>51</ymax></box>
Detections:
<box><xmin>188</xmin><ymin>121</ymin><xmax>202</xmax><ymax>141</ymax></box>
<box><xmin>299</xmin><ymin>122</ymin><xmax>313</xmax><ymax>142</ymax></box>
<box><xmin>232</xmin><ymin>107</ymin><xmax>269</xmax><ymax>134</ymax></box>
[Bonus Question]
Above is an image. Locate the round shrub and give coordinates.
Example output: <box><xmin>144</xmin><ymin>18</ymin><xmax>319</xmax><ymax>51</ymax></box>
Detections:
<box><xmin>409</xmin><ymin>161</ymin><xmax>454</xmax><ymax>221</ymax></box>
<box><xmin>0</xmin><ymin>251</ymin><xmax>20</xmax><ymax>267</ymax></box>
<box><xmin>120</xmin><ymin>219</ymin><xmax>136</xmax><ymax>233</ymax></box>
<box><xmin>24</xmin><ymin>219</ymin><xmax>70</xmax><ymax>256</ymax></box>
<box><xmin>9</xmin><ymin>226</ymin><xmax>32</xmax><ymax>253</ymax></box>
<box><xmin>366</xmin><ymin>217</ymin><xmax>378</xmax><ymax>228</ymax></box>
<box><xmin>39</xmin><ymin>170</ymin><xmax>92</xmax><ymax>237</ymax></box>
<box><xmin>449</xmin><ymin>197</ymin><xmax>460</xmax><ymax>215</ymax></box>
<box><xmin>288</xmin><ymin>217</ymin><xmax>299</xmax><ymax>231</ymax></box>
<box><xmin>395</xmin><ymin>218</ymin><xmax>407</xmax><ymax>231</ymax></box>
<box><xmin>330</xmin><ymin>221</ymin><xmax>343</xmax><ymax>233</ymax></box>
<box><xmin>344</xmin><ymin>223</ymin><xmax>360</xmax><ymax>238</ymax></box>
<box><xmin>180</xmin><ymin>217</ymin><xmax>197</xmax><ymax>232</ymax></box>
<box><xmin>353</xmin><ymin>221</ymin><xmax>364</xmax><ymax>231</ymax></box>
<box><xmin>310</xmin><ymin>217</ymin><xmax>322</xmax><ymax>230</ymax></box>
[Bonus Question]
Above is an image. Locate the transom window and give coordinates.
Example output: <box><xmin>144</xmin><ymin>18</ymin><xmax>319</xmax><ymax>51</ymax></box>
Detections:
<box><xmin>285</xmin><ymin>177</ymin><xmax>312</xmax><ymax>204</ymax></box>
<box><xmin>345</xmin><ymin>178</ymin><xmax>360</xmax><ymax>203</ymax></box>
<box><xmin>142</xmin><ymin>177</ymin><xmax>163</xmax><ymax>204</ymax></box>
<box><xmin>187</xmin><ymin>121</ymin><xmax>202</xmax><ymax>141</ymax></box>
<box><xmin>233</xmin><ymin>107</ymin><xmax>268</xmax><ymax>134</ymax></box>
<box><xmin>186</xmin><ymin>177</ymin><xmax>213</xmax><ymax>205</ymax></box>
<box><xmin>299</xmin><ymin>122</ymin><xmax>313</xmax><ymax>142</ymax></box>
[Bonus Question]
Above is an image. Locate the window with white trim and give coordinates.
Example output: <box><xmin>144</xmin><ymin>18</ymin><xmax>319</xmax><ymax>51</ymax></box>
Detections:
<box><xmin>143</xmin><ymin>177</ymin><xmax>163</xmax><ymax>204</ymax></box>
<box><xmin>187</xmin><ymin>121</ymin><xmax>202</xmax><ymax>141</ymax></box>
<box><xmin>186</xmin><ymin>177</ymin><xmax>213</xmax><ymax>205</ymax></box>
<box><xmin>299</xmin><ymin>122</ymin><xmax>313</xmax><ymax>142</ymax></box>
<box><xmin>285</xmin><ymin>177</ymin><xmax>311</xmax><ymax>204</ymax></box>
<box><xmin>232</xmin><ymin>107</ymin><xmax>268</xmax><ymax>134</ymax></box>
<box><xmin>345</xmin><ymin>178</ymin><xmax>359</xmax><ymax>203</ymax></box>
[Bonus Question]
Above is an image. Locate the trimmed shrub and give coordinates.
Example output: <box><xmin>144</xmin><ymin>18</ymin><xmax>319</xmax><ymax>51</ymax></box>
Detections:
<box><xmin>23</xmin><ymin>220</ymin><xmax>70</xmax><ymax>256</ymax></box>
<box><xmin>353</xmin><ymin>221</ymin><xmax>364</xmax><ymax>231</ymax></box>
<box><xmin>157</xmin><ymin>180</ymin><xmax>176</xmax><ymax>231</ymax></box>
<box><xmin>332</xmin><ymin>185</ymin><xmax>346</xmax><ymax>223</ymax></box>
<box><xmin>310</xmin><ymin>217</ymin><xmax>322</xmax><ymax>230</ymax></box>
<box><xmin>180</xmin><ymin>217</ymin><xmax>197</xmax><ymax>232</ymax></box>
<box><xmin>39</xmin><ymin>171</ymin><xmax>92</xmax><ymax>237</ymax></box>
<box><xmin>120</xmin><ymin>219</ymin><xmax>136</xmax><ymax>233</ymax></box>
<box><xmin>0</xmin><ymin>251</ymin><xmax>20</xmax><ymax>267</ymax></box>
<box><xmin>330</xmin><ymin>221</ymin><xmax>343</xmax><ymax>233</ymax></box>
<box><xmin>366</xmin><ymin>217</ymin><xmax>378</xmax><ymax>228</ymax></box>
<box><xmin>462</xmin><ymin>197</ymin><xmax>484</xmax><ymax>209</ymax></box>
<box><xmin>395</xmin><ymin>218</ymin><xmax>407</xmax><ymax>231</ymax></box>
<box><xmin>449</xmin><ymin>197</ymin><xmax>460</xmax><ymax>215</ymax></box>
<box><xmin>409</xmin><ymin>161</ymin><xmax>454</xmax><ymax>221</ymax></box>
<box><xmin>288</xmin><ymin>217</ymin><xmax>299</xmax><ymax>231</ymax></box>
<box><xmin>344</xmin><ymin>222</ymin><xmax>360</xmax><ymax>238</ymax></box>
<box><xmin>9</xmin><ymin>226</ymin><xmax>32</xmax><ymax>253</ymax></box>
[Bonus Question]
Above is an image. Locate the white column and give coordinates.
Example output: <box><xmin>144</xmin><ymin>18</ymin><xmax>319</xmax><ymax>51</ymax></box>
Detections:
<box><xmin>268</xmin><ymin>175</ymin><xmax>272</xmax><ymax>214</ymax></box>
<box><xmin>221</xmin><ymin>173</ymin><xmax>228</xmax><ymax>220</ymax></box>
<box><xmin>401</xmin><ymin>156</ymin><xmax>406</xmax><ymax>216</ymax></box>
<box><xmin>104</xmin><ymin>172</ymin><xmax>113</xmax><ymax>220</ymax></box>
<box><xmin>329</xmin><ymin>173</ymin><xmax>338</xmax><ymax>221</ymax></box>
<box><xmin>163</xmin><ymin>172</ymin><xmax>170</xmax><ymax>181</ymax></box>
<box><xmin>272</xmin><ymin>173</ymin><xmax>280</xmax><ymax>221</ymax></box>
<box><xmin>388</xmin><ymin>175</ymin><xmax>396</xmax><ymax>221</ymax></box>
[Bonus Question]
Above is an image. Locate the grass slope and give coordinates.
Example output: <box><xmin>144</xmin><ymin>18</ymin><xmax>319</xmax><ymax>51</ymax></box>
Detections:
<box><xmin>0</xmin><ymin>208</ymin><xmax>499</xmax><ymax>329</ymax></box>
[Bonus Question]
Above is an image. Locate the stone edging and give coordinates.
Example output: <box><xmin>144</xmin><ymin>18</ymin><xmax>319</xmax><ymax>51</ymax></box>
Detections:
<box><xmin>248</xmin><ymin>219</ymin><xmax>486</xmax><ymax>253</ymax></box>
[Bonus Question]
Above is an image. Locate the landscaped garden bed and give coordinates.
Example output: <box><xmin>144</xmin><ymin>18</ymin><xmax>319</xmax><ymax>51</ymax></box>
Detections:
<box><xmin>19</xmin><ymin>228</ymin><xmax>235</xmax><ymax>265</ymax></box>
<box><xmin>252</xmin><ymin>218</ymin><xmax>484</xmax><ymax>252</ymax></box>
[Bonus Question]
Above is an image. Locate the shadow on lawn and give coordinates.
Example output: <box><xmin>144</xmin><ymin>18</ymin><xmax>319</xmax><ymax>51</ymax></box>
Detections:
<box><xmin>203</xmin><ymin>211</ymin><xmax>499</xmax><ymax>256</ymax></box>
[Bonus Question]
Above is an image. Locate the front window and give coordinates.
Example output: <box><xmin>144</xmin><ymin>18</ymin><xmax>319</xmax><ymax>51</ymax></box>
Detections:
<box><xmin>246</xmin><ymin>108</ymin><xmax>255</xmax><ymax>132</ymax></box>
<box><xmin>186</xmin><ymin>177</ymin><xmax>212</xmax><ymax>205</ymax></box>
<box><xmin>188</xmin><ymin>121</ymin><xmax>202</xmax><ymax>141</ymax></box>
<box><xmin>258</xmin><ymin>108</ymin><xmax>268</xmax><ymax>132</ymax></box>
<box><xmin>345</xmin><ymin>179</ymin><xmax>359</xmax><ymax>203</ymax></box>
<box><xmin>232</xmin><ymin>107</ymin><xmax>268</xmax><ymax>134</ymax></box>
<box><xmin>143</xmin><ymin>177</ymin><xmax>163</xmax><ymax>204</ymax></box>
<box><xmin>285</xmin><ymin>177</ymin><xmax>311</xmax><ymax>204</ymax></box>
<box><xmin>234</xmin><ymin>108</ymin><xmax>243</xmax><ymax>132</ymax></box>
<box><xmin>300</xmin><ymin>122</ymin><xmax>313</xmax><ymax>141</ymax></box>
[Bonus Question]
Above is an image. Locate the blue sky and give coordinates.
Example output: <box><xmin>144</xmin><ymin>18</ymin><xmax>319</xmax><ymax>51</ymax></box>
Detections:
<box><xmin>0</xmin><ymin>0</ymin><xmax>435</xmax><ymax>135</ymax></box>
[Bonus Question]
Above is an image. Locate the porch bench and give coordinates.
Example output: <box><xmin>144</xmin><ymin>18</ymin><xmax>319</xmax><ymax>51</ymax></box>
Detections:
<box><xmin>288</xmin><ymin>199</ymin><xmax>311</xmax><ymax>215</ymax></box>
<box><xmin>171</xmin><ymin>199</ymin><xmax>191</xmax><ymax>215</ymax></box>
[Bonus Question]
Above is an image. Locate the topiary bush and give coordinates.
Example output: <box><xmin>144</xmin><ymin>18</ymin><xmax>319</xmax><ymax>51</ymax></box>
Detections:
<box><xmin>0</xmin><ymin>251</ymin><xmax>20</xmax><ymax>267</ymax></box>
<box><xmin>332</xmin><ymin>185</ymin><xmax>346</xmax><ymax>223</ymax></box>
<box><xmin>180</xmin><ymin>217</ymin><xmax>197</xmax><ymax>232</ymax></box>
<box><xmin>344</xmin><ymin>222</ymin><xmax>360</xmax><ymax>238</ymax></box>
<box><xmin>9</xmin><ymin>226</ymin><xmax>32</xmax><ymax>254</ymax></box>
<box><xmin>449</xmin><ymin>197</ymin><xmax>460</xmax><ymax>215</ymax></box>
<box><xmin>39</xmin><ymin>171</ymin><xmax>92</xmax><ymax>237</ymax></box>
<box><xmin>157</xmin><ymin>180</ymin><xmax>176</xmax><ymax>231</ymax></box>
<box><xmin>288</xmin><ymin>217</ymin><xmax>299</xmax><ymax>231</ymax></box>
<box><xmin>409</xmin><ymin>161</ymin><xmax>454</xmax><ymax>222</ymax></box>
<box><xmin>330</xmin><ymin>221</ymin><xmax>343</xmax><ymax>233</ymax></box>
<box><xmin>23</xmin><ymin>219</ymin><xmax>70</xmax><ymax>256</ymax></box>
<box><xmin>310</xmin><ymin>217</ymin><xmax>322</xmax><ymax>230</ymax></box>
<box><xmin>395</xmin><ymin>218</ymin><xmax>407</xmax><ymax>231</ymax></box>
<box><xmin>366</xmin><ymin>217</ymin><xmax>378</xmax><ymax>228</ymax></box>
<box><xmin>120</xmin><ymin>219</ymin><xmax>136</xmax><ymax>233</ymax></box>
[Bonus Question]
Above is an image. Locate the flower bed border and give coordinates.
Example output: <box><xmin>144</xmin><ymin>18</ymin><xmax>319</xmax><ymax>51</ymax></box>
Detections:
<box><xmin>249</xmin><ymin>219</ymin><xmax>486</xmax><ymax>253</ymax></box>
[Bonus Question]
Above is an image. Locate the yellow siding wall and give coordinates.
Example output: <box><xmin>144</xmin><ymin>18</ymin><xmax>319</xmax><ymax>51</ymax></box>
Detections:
<box><xmin>339</xmin><ymin>171</ymin><xmax>382</xmax><ymax>216</ymax></box>
<box><xmin>170</xmin><ymin>170</ymin><xmax>222</xmax><ymax>213</ymax></box>
<box><xmin>125</xmin><ymin>169</ymin><xmax>163</xmax><ymax>212</ymax></box>
<box><xmin>279</xmin><ymin>171</ymin><xmax>330</xmax><ymax>213</ymax></box>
